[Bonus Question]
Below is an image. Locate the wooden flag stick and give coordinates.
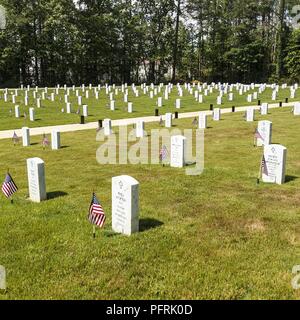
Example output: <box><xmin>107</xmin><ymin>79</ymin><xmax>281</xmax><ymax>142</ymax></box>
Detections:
<box><xmin>92</xmin><ymin>188</ymin><xmax>96</xmax><ymax>239</ymax></box>
<box><xmin>257</xmin><ymin>155</ymin><xmax>263</xmax><ymax>185</ymax></box>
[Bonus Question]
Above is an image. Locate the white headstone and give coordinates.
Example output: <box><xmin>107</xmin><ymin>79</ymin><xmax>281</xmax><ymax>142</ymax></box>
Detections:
<box><xmin>112</xmin><ymin>175</ymin><xmax>139</xmax><ymax>236</ymax></box>
<box><xmin>291</xmin><ymin>90</ymin><xmax>295</xmax><ymax>99</ymax></box>
<box><xmin>26</xmin><ymin>158</ymin><xmax>47</xmax><ymax>203</ymax></box>
<box><xmin>199</xmin><ymin>113</ymin><xmax>207</xmax><ymax>129</ymax></box>
<box><xmin>165</xmin><ymin>113</ymin><xmax>173</xmax><ymax>128</ymax></box>
<box><xmin>158</xmin><ymin>97</ymin><xmax>163</xmax><ymax>107</ymax></box>
<box><xmin>136</xmin><ymin>121</ymin><xmax>146</xmax><ymax>138</ymax></box>
<box><xmin>128</xmin><ymin>102</ymin><xmax>133</xmax><ymax>113</ymax></box>
<box><xmin>29</xmin><ymin>108</ymin><xmax>35</xmax><ymax>122</ymax></box>
<box><xmin>66</xmin><ymin>103</ymin><xmax>72</xmax><ymax>114</ymax></box>
<box><xmin>246</xmin><ymin>107</ymin><xmax>255</xmax><ymax>122</ymax></box>
<box><xmin>104</xmin><ymin>119</ymin><xmax>112</xmax><ymax>136</ymax></box>
<box><xmin>257</xmin><ymin>120</ymin><xmax>272</xmax><ymax>147</ymax></box>
<box><xmin>51</xmin><ymin>130</ymin><xmax>61</xmax><ymax>150</ymax></box>
<box><xmin>83</xmin><ymin>105</ymin><xmax>88</xmax><ymax>117</ymax></box>
<box><xmin>217</xmin><ymin>96</ymin><xmax>222</xmax><ymax>105</ymax></box>
<box><xmin>170</xmin><ymin>135</ymin><xmax>187</xmax><ymax>168</ymax></box>
<box><xmin>294</xmin><ymin>102</ymin><xmax>300</xmax><ymax>116</ymax></box>
<box><xmin>176</xmin><ymin>99</ymin><xmax>181</xmax><ymax>109</ymax></box>
<box><xmin>15</xmin><ymin>105</ymin><xmax>20</xmax><ymax>118</ymax></box>
<box><xmin>262</xmin><ymin>145</ymin><xmax>287</xmax><ymax>185</ymax></box>
<box><xmin>213</xmin><ymin>108</ymin><xmax>221</xmax><ymax>121</ymax></box>
<box><xmin>261</xmin><ymin>103</ymin><xmax>268</xmax><ymax>115</ymax></box>
<box><xmin>110</xmin><ymin>100</ymin><xmax>115</xmax><ymax>111</ymax></box>
<box><xmin>22</xmin><ymin>127</ymin><xmax>30</xmax><ymax>147</ymax></box>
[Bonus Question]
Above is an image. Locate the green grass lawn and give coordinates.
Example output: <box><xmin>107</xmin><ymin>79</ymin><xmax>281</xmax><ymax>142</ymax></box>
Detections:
<box><xmin>0</xmin><ymin>87</ymin><xmax>298</xmax><ymax>131</ymax></box>
<box><xmin>0</xmin><ymin>106</ymin><xmax>300</xmax><ymax>300</ymax></box>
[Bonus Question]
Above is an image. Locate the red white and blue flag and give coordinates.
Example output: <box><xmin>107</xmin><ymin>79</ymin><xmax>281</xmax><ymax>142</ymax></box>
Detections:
<box><xmin>261</xmin><ymin>155</ymin><xmax>269</xmax><ymax>176</ymax></box>
<box><xmin>254</xmin><ymin>128</ymin><xmax>264</xmax><ymax>141</ymax></box>
<box><xmin>42</xmin><ymin>134</ymin><xmax>50</xmax><ymax>148</ymax></box>
<box><xmin>2</xmin><ymin>173</ymin><xmax>18</xmax><ymax>198</ymax></box>
<box><xmin>88</xmin><ymin>193</ymin><xmax>106</xmax><ymax>228</ymax></box>
<box><xmin>159</xmin><ymin>145</ymin><xmax>168</xmax><ymax>162</ymax></box>
<box><xmin>12</xmin><ymin>132</ymin><xmax>19</xmax><ymax>144</ymax></box>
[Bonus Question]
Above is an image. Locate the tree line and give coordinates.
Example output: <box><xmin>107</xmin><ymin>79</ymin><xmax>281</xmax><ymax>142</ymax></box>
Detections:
<box><xmin>0</xmin><ymin>0</ymin><xmax>299</xmax><ymax>87</ymax></box>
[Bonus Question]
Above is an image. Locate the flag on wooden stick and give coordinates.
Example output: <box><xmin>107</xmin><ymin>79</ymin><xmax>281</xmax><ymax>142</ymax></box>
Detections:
<box><xmin>159</xmin><ymin>116</ymin><xmax>164</xmax><ymax>127</ymax></box>
<box><xmin>88</xmin><ymin>193</ymin><xmax>106</xmax><ymax>229</ymax></box>
<box><xmin>42</xmin><ymin>134</ymin><xmax>50</xmax><ymax>149</ymax></box>
<box><xmin>254</xmin><ymin>128</ymin><xmax>264</xmax><ymax>147</ymax></box>
<box><xmin>159</xmin><ymin>145</ymin><xmax>168</xmax><ymax>163</ymax></box>
<box><xmin>192</xmin><ymin>117</ymin><xmax>198</xmax><ymax>126</ymax></box>
<box><xmin>12</xmin><ymin>132</ymin><xmax>19</xmax><ymax>146</ymax></box>
<box><xmin>254</xmin><ymin>128</ymin><xmax>264</xmax><ymax>141</ymax></box>
<box><xmin>257</xmin><ymin>154</ymin><xmax>268</xmax><ymax>185</ymax></box>
<box><xmin>261</xmin><ymin>154</ymin><xmax>269</xmax><ymax>177</ymax></box>
<box><xmin>2</xmin><ymin>173</ymin><xmax>18</xmax><ymax>199</ymax></box>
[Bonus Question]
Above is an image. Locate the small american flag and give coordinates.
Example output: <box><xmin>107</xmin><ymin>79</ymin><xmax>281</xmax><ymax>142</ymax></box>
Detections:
<box><xmin>88</xmin><ymin>193</ymin><xmax>106</xmax><ymax>228</ymax></box>
<box><xmin>192</xmin><ymin>117</ymin><xmax>198</xmax><ymax>126</ymax></box>
<box><xmin>159</xmin><ymin>116</ymin><xmax>164</xmax><ymax>126</ymax></box>
<box><xmin>254</xmin><ymin>128</ymin><xmax>264</xmax><ymax>141</ymax></box>
<box><xmin>12</xmin><ymin>132</ymin><xmax>19</xmax><ymax>144</ymax></box>
<box><xmin>261</xmin><ymin>155</ymin><xmax>269</xmax><ymax>176</ymax></box>
<box><xmin>160</xmin><ymin>145</ymin><xmax>168</xmax><ymax>162</ymax></box>
<box><xmin>42</xmin><ymin>134</ymin><xmax>50</xmax><ymax>148</ymax></box>
<box><xmin>2</xmin><ymin>173</ymin><xmax>18</xmax><ymax>198</ymax></box>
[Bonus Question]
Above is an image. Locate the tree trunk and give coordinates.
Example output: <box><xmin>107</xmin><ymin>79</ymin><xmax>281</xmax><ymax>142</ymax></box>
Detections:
<box><xmin>276</xmin><ymin>0</ymin><xmax>286</xmax><ymax>80</ymax></box>
<box><xmin>172</xmin><ymin>0</ymin><xmax>181</xmax><ymax>83</ymax></box>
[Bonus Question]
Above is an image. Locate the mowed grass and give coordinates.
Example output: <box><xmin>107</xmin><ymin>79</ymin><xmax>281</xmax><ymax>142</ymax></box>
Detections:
<box><xmin>0</xmin><ymin>87</ymin><xmax>298</xmax><ymax>131</ymax></box>
<box><xmin>0</xmin><ymin>107</ymin><xmax>300</xmax><ymax>300</ymax></box>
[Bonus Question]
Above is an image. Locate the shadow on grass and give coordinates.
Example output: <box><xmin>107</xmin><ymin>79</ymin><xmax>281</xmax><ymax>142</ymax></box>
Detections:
<box><xmin>47</xmin><ymin>191</ymin><xmax>68</xmax><ymax>200</ymax></box>
<box><xmin>139</xmin><ymin>218</ymin><xmax>164</xmax><ymax>233</ymax></box>
<box><xmin>286</xmin><ymin>175</ymin><xmax>299</xmax><ymax>183</ymax></box>
<box><xmin>185</xmin><ymin>161</ymin><xmax>197</xmax><ymax>167</ymax></box>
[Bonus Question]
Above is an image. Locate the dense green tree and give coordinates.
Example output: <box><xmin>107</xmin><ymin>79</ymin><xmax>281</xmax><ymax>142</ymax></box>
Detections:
<box><xmin>0</xmin><ymin>0</ymin><xmax>298</xmax><ymax>86</ymax></box>
<box><xmin>285</xmin><ymin>29</ymin><xmax>300</xmax><ymax>82</ymax></box>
